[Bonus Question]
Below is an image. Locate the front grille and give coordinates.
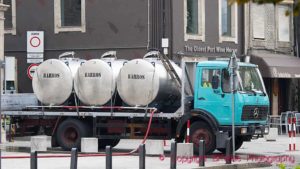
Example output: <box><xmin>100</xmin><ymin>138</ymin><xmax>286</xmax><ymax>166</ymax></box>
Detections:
<box><xmin>242</xmin><ymin>106</ymin><xmax>269</xmax><ymax>121</ymax></box>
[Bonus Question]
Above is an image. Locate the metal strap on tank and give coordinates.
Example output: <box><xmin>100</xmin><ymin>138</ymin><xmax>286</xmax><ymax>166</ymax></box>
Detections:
<box><xmin>143</xmin><ymin>51</ymin><xmax>160</xmax><ymax>59</ymax></box>
<box><xmin>59</xmin><ymin>51</ymin><xmax>75</xmax><ymax>59</ymax></box>
<box><xmin>101</xmin><ymin>51</ymin><xmax>117</xmax><ymax>59</ymax></box>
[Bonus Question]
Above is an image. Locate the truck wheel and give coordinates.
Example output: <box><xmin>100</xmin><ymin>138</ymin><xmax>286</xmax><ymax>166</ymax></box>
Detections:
<box><xmin>98</xmin><ymin>139</ymin><xmax>120</xmax><ymax>149</ymax></box>
<box><xmin>190</xmin><ymin>122</ymin><xmax>216</xmax><ymax>154</ymax></box>
<box><xmin>217</xmin><ymin>137</ymin><xmax>243</xmax><ymax>154</ymax></box>
<box><xmin>56</xmin><ymin>118</ymin><xmax>89</xmax><ymax>150</ymax></box>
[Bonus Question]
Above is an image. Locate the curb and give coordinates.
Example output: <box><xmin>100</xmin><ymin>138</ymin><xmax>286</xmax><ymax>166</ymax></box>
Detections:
<box><xmin>194</xmin><ymin>162</ymin><xmax>271</xmax><ymax>169</ymax></box>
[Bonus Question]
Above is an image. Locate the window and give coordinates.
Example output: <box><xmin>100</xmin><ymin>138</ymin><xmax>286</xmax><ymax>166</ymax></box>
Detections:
<box><xmin>3</xmin><ymin>0</ymin><xmax>16</xmax><ymax>35</ymax></box>
<box><xmin>184</xmin><ymin>0</ymin><xmax>205</xmax><ymax>41</ymax></box>
<box><xmin>219</xmin><ymin>0</ymin><xmax>238</xmax><ymax>43</ymax></box>
<box><xmin>252</xmin><ymin>3</ymin><xmax>265</xmax><ymax>39</ymax></box>
<box><xmin>277</xmin><ymin>5</ymin><xmax>290</xmax><ymax>42</ymax></box>
<box><xmin>201</xmin><ymin>69</ymin><xmax>220</xmax><ymax>88</ymax></box>
<box><xmin>54</xmin><ymin>0</ymin><xmax>86</xmax><ymax>33</ymax></box>
<box><xmin>221</xmin><ymin>69</ymin><xmax>230</xmax><ymax>93</ymax></box>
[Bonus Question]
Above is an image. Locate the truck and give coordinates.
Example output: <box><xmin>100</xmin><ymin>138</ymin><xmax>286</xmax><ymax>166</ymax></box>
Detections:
<box><xmin>1</xmin><ymin>51</ymin><xmax>269</xmax><ymax>154</ymax></box>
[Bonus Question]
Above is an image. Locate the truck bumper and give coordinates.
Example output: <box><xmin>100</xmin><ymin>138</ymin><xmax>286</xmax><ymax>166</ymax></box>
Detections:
<box><xmin>220</xmin><ymin>124</ymin><xmax>269</xmax><ymax>136</ymax></box>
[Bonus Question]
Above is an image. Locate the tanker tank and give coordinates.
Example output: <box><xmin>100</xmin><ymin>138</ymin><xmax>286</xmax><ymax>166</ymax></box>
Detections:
<box><xmin>117</xmin><ymin>51</ymin><xmax>182</xmax><ymax>108</ymax></box>
<box><xmin>32</xmin><ymin>59</ymin><xmax>73</xmax><ymax>105</ymax></box>
<box><xmin>74</xmin><ymin>59</ymin><xmax>114</xmax><ymax>106</ymax></box>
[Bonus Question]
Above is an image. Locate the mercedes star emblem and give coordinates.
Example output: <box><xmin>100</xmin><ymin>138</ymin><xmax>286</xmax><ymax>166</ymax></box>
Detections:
<box><xmin>253</xmin><ymin>108</ymin><xmax>259</xmax><ymax>118</ymax></box>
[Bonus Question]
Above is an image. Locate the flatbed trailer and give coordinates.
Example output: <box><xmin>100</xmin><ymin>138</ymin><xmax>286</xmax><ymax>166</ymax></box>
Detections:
<box><xmin>2</xmin><ymin>105</ymin><xmax>186</xmax><ymax>149</ymax></box>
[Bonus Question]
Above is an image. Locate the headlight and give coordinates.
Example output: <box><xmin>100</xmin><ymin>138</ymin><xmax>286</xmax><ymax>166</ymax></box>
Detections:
<box><xmin>241</xmin><ymin>128</ymin><xmax>247</xmax><ymax>134</ymax></box>
<box><xmin>264</xmin><ymin>127</ymin><xmax>269</xmax><ymax>134</ymax></box>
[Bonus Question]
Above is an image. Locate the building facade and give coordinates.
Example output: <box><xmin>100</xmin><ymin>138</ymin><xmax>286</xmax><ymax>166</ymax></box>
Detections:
<box><xmin>171</xmin><ymin>0</ymin><xmax>244</xmax><ymax>58</ymax></box>
<box><xmin>3</xmin><ymin>0</ymin><xmax>245</xmax><ymax>94</ymax></box>
<box><xmin>4</xmin><ymin>0</ymin><xmax>151</xmax><ymax>92</ymax></box>
<box><xmin>244</xmin><ymin>1</ymin><xmax>300</xmax><ymax>115</ymax></box>
<box><xmin>6</xmin><ymin>0</ymin><xmax>299</xmax><ymax>115</ymax></box>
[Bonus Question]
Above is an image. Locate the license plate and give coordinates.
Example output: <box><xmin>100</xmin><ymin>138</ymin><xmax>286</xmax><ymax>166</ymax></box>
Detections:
<box><xmin>255</xmin><ymin>129</ymin><xmax>261</xmax><ymax>134</ymax></box>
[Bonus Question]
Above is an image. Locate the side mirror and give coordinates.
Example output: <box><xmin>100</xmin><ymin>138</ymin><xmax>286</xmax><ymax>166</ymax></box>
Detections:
<box><xmin>212</xmin><ymin>75</ymin><xmax>220</xmax><ymax>89</ymax></box>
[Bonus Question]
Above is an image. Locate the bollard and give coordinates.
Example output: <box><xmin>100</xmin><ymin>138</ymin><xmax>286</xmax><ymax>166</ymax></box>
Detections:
<box><xmin>139</xmin><ymin>144</ymin><xmax>146</xmax><ymax>169</ymax></box>
<box><xmin>70</xmin><ymin>148</ymin><xmax>78</xmax><ymax>169</ymax></box>
<box><xmin>30</xmin><ymin>151</ymin><xmax>37</xmax><ymax>169</ymax></box>
<box><xmin>199</xmin><ymin>140</ymin><xmax>205</xmax><ymax>167</ymax></box>
<box><xmin>225</xmin><ymin>137</ymin><xmax>232</xmax><ymax>164</ymax></box>
<box><xmin>170</xmin><ymin>141</ymin><xmax>177</xmax><ymax>169</ymax></box>
<box><xmin>106</xmin><ymin>146</ymin><xmax>112</xmax><ymax>169</ymax></box>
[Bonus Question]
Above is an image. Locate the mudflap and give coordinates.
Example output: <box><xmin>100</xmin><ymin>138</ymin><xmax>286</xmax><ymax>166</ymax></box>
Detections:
<box><xmin>216</xmin><ymin>131</ymin><xmax>229</xmax><ymax>149</ymax></box>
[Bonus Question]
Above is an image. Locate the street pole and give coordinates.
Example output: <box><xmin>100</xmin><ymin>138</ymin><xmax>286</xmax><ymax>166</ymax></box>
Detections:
<box><xmin>229</xmin><ymin>52</ymin><xmax>238</xmax><ymax>159</ymax></box>
<box><xmin>0</xmin><ymin>4</ymin><xmax>9</xmax><ymax>146</ymax></box>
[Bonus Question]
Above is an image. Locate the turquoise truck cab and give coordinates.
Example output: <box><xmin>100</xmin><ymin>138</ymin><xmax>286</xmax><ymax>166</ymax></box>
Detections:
<box><xmin>187</xmin><ymin>60</ymin><xmax>269</xmax><ymax>154</ymax></box>
<box><xmin>194</xmin><ymin>61</ymin><xmax>269</xmax><ymax>126</ymax></box>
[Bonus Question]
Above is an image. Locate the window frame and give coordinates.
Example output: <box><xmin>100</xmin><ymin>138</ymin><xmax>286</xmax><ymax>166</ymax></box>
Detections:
<box><xmin>218</xmin><ymin>0</ymin><xmax>238</xmax><ymax>43</ymax></box>
<box><xmin>3</xmin><ymin>0</ymin><xmax>16</xmax><ymax>35</ymax></box>
<box><xmin>276</xmin><ymin>4</ymin><xmax>291</xmax><ymax>43</ymax></box>
<box><xmin>184</xmin><ymin>0</ymin><xmax>205</xmax><ymax>41</ymax></box>
<box><xmin>54</xmin><ymin>0</ymin><xmax>86</xmax><ymax>34</ymax></box>
<box><xmin>201</xmin><ymin>68</ymin><xmax>221</xmax><ymax>88</ymax></box>
<box><xmin>251</xmin><ymin>3</ymin><xmax>266</xmax><ymax>40</ymax></box>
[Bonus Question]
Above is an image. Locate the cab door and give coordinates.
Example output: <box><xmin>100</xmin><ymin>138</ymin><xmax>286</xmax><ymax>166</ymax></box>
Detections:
<box><xmin>194</xmin><ymin>67</ymin><xmax>231</xmax><ymax>125</ymax></box>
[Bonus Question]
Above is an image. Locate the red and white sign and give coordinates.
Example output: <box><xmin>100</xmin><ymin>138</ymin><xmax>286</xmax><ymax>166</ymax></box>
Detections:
<box><xmin>27</xmin><ymin>31</ymin><xmax>44</xmax><ymax>63</ymax></box>
<box><xmin>27</xmin><ymin>64</ymin><xmax>39</xmax><ymax>80</ymax></box>
<box><xmin>27</xmin><ymin>31</ymin><xmax>44</xmax><ymax>53</ymax></box>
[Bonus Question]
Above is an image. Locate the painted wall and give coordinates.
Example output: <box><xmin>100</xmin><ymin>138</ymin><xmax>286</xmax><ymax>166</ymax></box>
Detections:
<box><xmin>4</xmin><ymin>0</ymin><xmax>150</xmax><ymax>92</ymax></box>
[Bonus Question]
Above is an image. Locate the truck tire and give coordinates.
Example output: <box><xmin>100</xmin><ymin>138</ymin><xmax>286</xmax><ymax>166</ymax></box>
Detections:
<box><xmin>217</xmin><ymin>137</ymin><xmax>243</xmax><ymax>154</ymax></box>
<box><xmin>98</xmin><ymin>139</ymin><xmax>120</xmax><ymax>149</ymax></box>
<box><xmin>190</xmin><ymin>122</ymin><xmax>216</xmax><ymax>154</ymax></box>
<box><xmin>56</xmin><ymin>118</ymin><xmax>89</xmax><ymax>150</ymax></box>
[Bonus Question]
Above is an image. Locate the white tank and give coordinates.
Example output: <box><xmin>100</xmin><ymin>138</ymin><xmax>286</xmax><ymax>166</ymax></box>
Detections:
<box><xmin>117</xmin><ymin>51</ymin><xmax>181</xmax><ymax>106</ymax></box>
<box><xmin>32</xmin><ymin>59</ymin><xmax>73</xmax><ymax>105</ymax></box>
<box><xmin>74</xmin><ymin>59</ymin><xmax>114</xmax><ymax>106</ymax></box>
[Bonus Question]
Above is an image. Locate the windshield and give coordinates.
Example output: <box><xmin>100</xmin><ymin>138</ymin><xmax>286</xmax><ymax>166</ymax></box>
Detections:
<box><xmin>237</xmin><ymin>66</ymin><xmax>266</xmax><ymax>93</ymax></box>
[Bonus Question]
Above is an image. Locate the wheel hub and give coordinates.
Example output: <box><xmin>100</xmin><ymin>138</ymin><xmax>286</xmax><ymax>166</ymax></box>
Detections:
<box><xmin>192</xmin><ymin>129</ymin><xmax>211</xmax><ymax>146</ymax></box>
<box><xmin>64</xmin><ymin>127</ymin><xmax>78</xmax><ymax>144</ymax></box>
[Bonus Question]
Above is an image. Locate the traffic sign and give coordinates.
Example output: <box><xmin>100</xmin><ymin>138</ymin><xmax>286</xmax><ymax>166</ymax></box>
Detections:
<box><xmin>27</xmin><ymin>31</ymin><xmax>44</xmax><ymax>53</ymax></box>
<box><xmin>27</xmin><ymin>59</ymin><xmax>43</xmax><ymax>64</ymax></box>
<box><xmin>27</xmin><ymin>64</ymin><xmax>39</xmax><ymax>80</ymax></box>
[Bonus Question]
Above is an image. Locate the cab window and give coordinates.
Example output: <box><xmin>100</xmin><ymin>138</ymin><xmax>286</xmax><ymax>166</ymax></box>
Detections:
<box><xmin>222</xmin><ymin>69</ymin><xmax>231</xmax><ymax>93</ymax></box>
<box><xmin>201</xmin><ymin>69</ymin><xmax>220</xmax><ymax>88</ymax></box>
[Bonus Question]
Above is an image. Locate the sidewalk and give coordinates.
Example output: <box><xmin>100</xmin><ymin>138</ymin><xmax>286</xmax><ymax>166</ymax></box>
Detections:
<box><xmin>0</xmin><ymin>151</ymin><xmax>271</xmax><ymax>169</ymax></box>
<box><xmin>0</xmin><ymin>135</ymin><xmax>298</xmax><ymax>169</ymax></box>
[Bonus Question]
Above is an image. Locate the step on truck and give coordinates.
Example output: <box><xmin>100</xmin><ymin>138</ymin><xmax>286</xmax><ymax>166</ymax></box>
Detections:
<box><xmin>2</xmin><ymin>51</ymin><xmax>270</xmax><ymax>154</ymax></box>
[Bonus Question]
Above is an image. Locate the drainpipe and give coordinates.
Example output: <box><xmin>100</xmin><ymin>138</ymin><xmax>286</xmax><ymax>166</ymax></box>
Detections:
<box><xmin>241</xmin><ymin>3</ymin><xmax>245</xmax><ymax>56</ymax></box>
<box><xmin>294</xmin><ymin>0</ymin><xmax>299</xmax><ymax>58</ymax></box>
<box><xmin>169</xmin><ymin>0</ymin><xmax>173</xmax><ymax>59</ymax></box>
<box><xmin>147</xmin><ymin>0</ymin><xmax>150</xmax><ymax>50</ymax></box>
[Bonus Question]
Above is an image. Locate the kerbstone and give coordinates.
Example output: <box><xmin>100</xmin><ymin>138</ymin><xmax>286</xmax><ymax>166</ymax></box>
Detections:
<box><xmin>145</xmin><ymin>140</ymin><xmax>164</xmax><ymax>155</ymax></box>
<box><xmin>176</xmin><ymin>143</ymin><xmax>193</xmax><ymax>157</ymax></box>
<box><xmin>264</xmin><ymin>128</ymin><xmax>278</xmax><ymax>141</ymax></box>
<box><xmin>31</xmin><ymin>136</ymin><xmax>48</xmax><ymax>152</ymax></box>
<box><xmin>81</xmin><ymin>138</ymin><xmax>98</xmax><ymax>153</ymax></box>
